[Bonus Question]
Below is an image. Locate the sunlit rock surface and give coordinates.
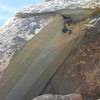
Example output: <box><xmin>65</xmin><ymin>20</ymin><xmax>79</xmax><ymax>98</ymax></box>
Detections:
<box><xmin>0</xmin><ymin>16</ymin><xmax>50</xmax><ymax>73</ymax></box>
<box><xmin>0</xmin><ymin>0</ymin><xmax>98</xmax><ymax>76</ymax></box>
<box><xmin>0</xmin><ymin>0</ymin><xmax>94</xmax><ymax>76</ymax></box>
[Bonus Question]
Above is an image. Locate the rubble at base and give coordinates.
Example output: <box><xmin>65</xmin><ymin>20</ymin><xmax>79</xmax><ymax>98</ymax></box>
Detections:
<box><xmin>33</xmin><ymin>94</ymin><xmax>82</xmax><ymax>100</ymax></box>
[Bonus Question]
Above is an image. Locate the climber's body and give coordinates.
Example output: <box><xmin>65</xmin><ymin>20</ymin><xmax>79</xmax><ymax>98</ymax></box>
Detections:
<box><xmin>62</xmin><ymin>15</ymin><xmax>72</xmax><ymax>34</ymax></box>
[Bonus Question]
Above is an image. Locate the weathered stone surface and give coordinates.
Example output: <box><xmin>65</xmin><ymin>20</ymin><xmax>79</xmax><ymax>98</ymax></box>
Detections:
<box><xmin>42</xmin><ymin>27</ymin><xmax>100</xmax><ymax>97</ymax></box>
<box><xmin>33</xmin><ymin>94</ymin><xmax>82</xmax><ymax>100</ymax></box>
<box><xmin>0</xmin><ymin>0</ymin><xmax>94</xmax><ymax>77</ymax></box>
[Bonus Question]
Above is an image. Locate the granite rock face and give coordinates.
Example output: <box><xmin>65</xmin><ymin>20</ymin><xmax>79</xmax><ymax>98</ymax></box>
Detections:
<box><xmin>0</xmin><ymin>0</ymin><xmax>92</xmax><ymax>76</ymax></box>
<box><xmin>42</xmin><ymin>17</ymin><xmax>100</xmax><ymax>98</ymax></box>
<box><xmin>0</xmin><ymin>16</ymin><xmax>50</xmax><ymax>74</ymax></box>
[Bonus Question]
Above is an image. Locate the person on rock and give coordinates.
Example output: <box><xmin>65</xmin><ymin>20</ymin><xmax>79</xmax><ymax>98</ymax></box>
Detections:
<box><xmin>61</xmin><ymin>15</ymin><xmax>73</xmax><ymax>34</ymax></box>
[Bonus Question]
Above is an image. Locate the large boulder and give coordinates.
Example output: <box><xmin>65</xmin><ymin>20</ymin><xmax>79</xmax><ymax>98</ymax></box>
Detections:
<box><xmin>33</xmin><ymin>94</ymin><xmax>82</xmax><ymax>100</ymax></box>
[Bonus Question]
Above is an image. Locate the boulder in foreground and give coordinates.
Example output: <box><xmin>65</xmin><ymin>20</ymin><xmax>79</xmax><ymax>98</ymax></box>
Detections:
<box><xmin>33</xmin><ymin>94</ymin><xmax>82</xmax><ymax>100</ymax></box>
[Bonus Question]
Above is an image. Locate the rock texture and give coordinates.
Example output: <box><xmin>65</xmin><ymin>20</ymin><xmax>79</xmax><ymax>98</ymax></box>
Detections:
<box><xmin>33</xmin><ymin>94</ymin><xmax>82</xmax><ymax>100</ymax></box>
<box><xmin>20</xmin><ymin>0</ymin><xmax>85</xmax><ymax>14</ymax></box>
<box><xmin>0</xmin><ymin>0</ymin><xmax>96</xmax><ymax>77</ymax></box>
<box><xmin>0</xmin><ymin>0</ymin><xmax>99</xmax><ymax>96</ymax></box>
<box><xmin>0</xmin><ymin>16</ymin><xmax>50</xmax><ymax>74</ymax></box>
<box><xmin>42</xmin><ymin>17</ymin><xmax>100</xmax><ymax>98</ymax></box>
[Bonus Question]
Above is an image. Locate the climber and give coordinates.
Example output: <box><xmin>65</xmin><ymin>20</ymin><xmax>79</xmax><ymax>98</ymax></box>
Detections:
<box><xmin>61</xmin><ymin>15</ymin><xmax>73</xmax><ymax>34</ymax></box>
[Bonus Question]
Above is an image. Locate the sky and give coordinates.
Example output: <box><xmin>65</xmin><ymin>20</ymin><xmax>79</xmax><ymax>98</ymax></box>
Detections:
<box><xmin>0</xmin><ymin>0</ymin><xmax>44</xmax><ymax>26</ymax></box>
